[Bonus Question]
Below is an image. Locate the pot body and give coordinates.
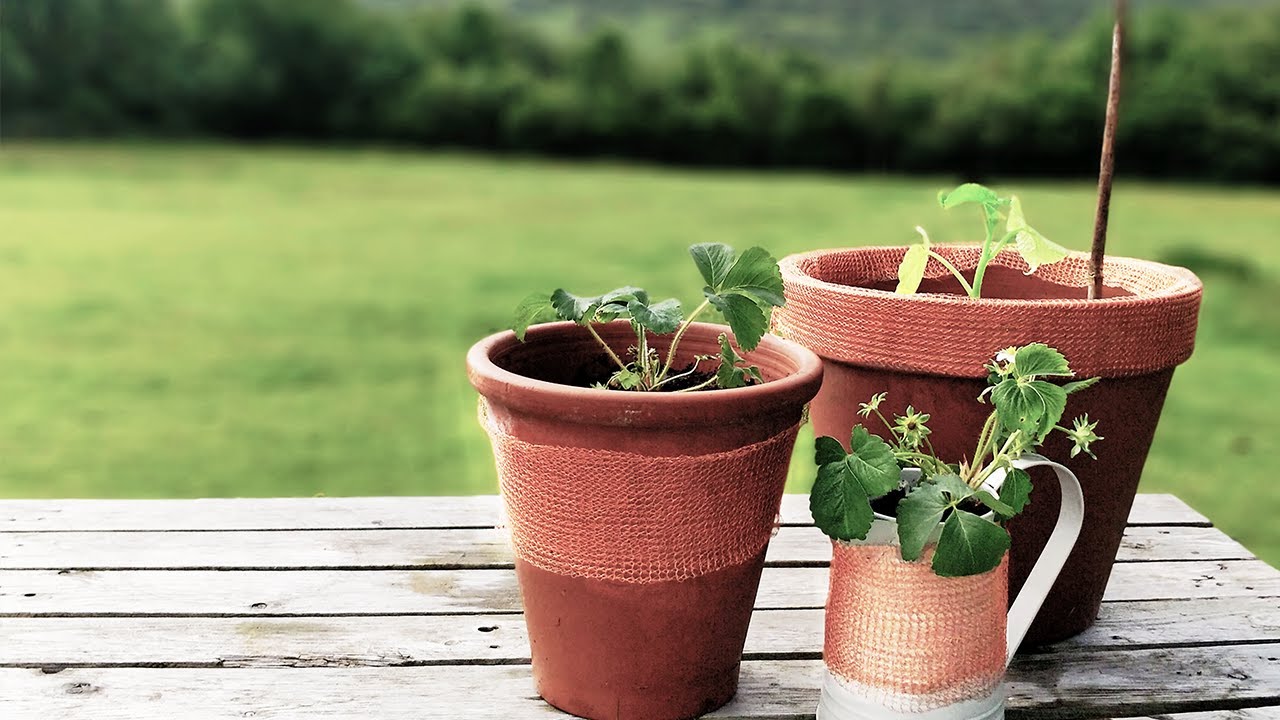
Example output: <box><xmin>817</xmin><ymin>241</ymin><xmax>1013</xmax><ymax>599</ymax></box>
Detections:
<box><xmin>468</xmin><ymin>321</ymin><xmax>823</xmax><ymax>720</ymax></box>
<box><xmin>777</xmin><ymin>246</ymin><xmax>1201</xmax><ymax>643</ymax></box>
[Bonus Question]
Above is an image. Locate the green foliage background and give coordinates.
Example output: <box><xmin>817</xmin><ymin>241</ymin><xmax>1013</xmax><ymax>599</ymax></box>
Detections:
<box><xmin>4</xmin><ymin>0</ymin><xmax>1280</xmax><ymax>181</ymax></box>
<box><xmin>0</xmin><ymin>144</ymin><xmax>1276</xmax><ymax>565</ymax></box>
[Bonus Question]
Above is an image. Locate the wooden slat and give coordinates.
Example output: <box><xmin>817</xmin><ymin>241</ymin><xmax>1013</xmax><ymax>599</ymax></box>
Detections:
<box><xmin>0</xmin><ymin>525</ymin><xmax>1250</xmax><ymax>571</ymax></box>
<box><xmin>1121</xmin><ymin>711</ymin><xmax>1280</xmax><ymax>720</ymax></box>
<box><xmin>4</xmin><ymin>596</ymin><xmax>1278</xmax><ymax>669</ymax></box>
<box><xmin>0</xmin><ymin>494</ymin><xmax>1208</xmax><ymax>532</ymax></box>
<box><xmin>3</xmin><ymin>561</ymin><xmax>1277</xmax><ymax>617</ymax></box>
<box><xmin>3</xmin><ymin>644</ymin><xmax>1279</xmax><ymax>719</ymax></box>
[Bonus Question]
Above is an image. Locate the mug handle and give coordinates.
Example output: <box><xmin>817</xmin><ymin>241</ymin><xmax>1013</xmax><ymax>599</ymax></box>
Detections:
<box><xmin>1004</xmin><ymin>453</ymin><xmax>1085</xmax><ymax>667</ymax></box>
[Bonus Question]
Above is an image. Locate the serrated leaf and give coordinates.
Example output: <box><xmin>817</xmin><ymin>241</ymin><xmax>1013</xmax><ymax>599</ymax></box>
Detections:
<box><xmin>974</xmin><ymin>490</ymin><xmax>1015</xmax><ymax>519</ymax></box>
<box><xmin>997</xmin><ymin>467</ymin><xmax>1032</xmax><ymax>516</ymax></box>
<box><xmin>512</xmin><ymin>292</ymin><xmax>558</xmax><ymax>341</ymax></box>
<box><xmin>628</xmin><ymin>298</ymin><xmax>683</xmax><ymax>335</ymax></box>
<box><xmin>810</xmin><ymin>462</ymin><xmax>876</xmax><ymax>541</ymax></box>
<box><xmin>847</xmin><ymin>426</ymin><xmax>902</xmax><ymax>496</ymax></box>
<box><xmin>896</xmin><ymin>241</ymin><xmax>929</xmax><ymax>295</ymax></box>
<box><xmin>932</xmin><ymin>510</ymin><xmax>1011</xmax><ymax>577</ymax></box>
<box><xmin>938</xmin><ymin>183</ymin><xmax>999</xmax><ymax>209</ymax></box>
<box><xmin>1012</xmin><ymin>343</ymin><xmax>1072</xmax><ymax>378</ymax></box>
<box><xmin>991</xmin><ymin>378</ymin><xmax>1068</xmax><ymax>442</ymax></box>
<box><xmin>705</xmin><ymin>290</ymin><xmax>767</xmax><ymax>350</ymax></box>
<box><xmin>690</xmin><ymin>243</ymin><xmax>736</xmax><ymax>290</ymax></box>
<box><xmin>721</xmin><ymin>246</ymin><xmax>785</xmax><ymax>307</ymax></box>
<box><xmin>612</xmin><ymin>368</ymin><xmax>641</xmax><ymax>390</ymax></box>
<box><xmin>1063</xmin><ymin>376</ymin><xmax>1101</xmax><ymax>395</ymax></box>
<box><xmin>715</xmin><ymin>332</ymin><xmax>748</xmax><ymax>389</ymax></box>
<box><xmin>896</xmin><ymin>480</ymin><xmax>950</xmax><ymax>562</ymax></box>
<box><xmin>550</xmin><ymin>289</ymin><xmax>597</xmax><ymax>323</ymax></box>
<box><xmin>599</xmin><ymin>286</ymin><xmax>648</xmax><ymax>307</ymax></box>
<box><xmin>814</xmin><ymin>435</ymin><xmax>847</xmax><ymax>466</ymax></box>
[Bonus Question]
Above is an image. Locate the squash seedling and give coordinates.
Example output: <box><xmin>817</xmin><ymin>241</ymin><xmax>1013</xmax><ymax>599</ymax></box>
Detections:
<box><xmin>512</xmin><ymin>243</ymin><xmax>785</xmax><ymax>391</ymax></box>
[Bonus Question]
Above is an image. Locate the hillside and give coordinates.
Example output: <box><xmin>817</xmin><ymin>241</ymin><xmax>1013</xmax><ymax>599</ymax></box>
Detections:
<box><xmin>372</xmin><ymin>0</ymin><xmax>1274</xmax><ymax>59</ymax></box>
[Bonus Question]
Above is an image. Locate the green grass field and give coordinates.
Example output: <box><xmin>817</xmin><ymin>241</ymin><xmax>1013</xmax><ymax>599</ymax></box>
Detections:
<box><xmin>0</xmin><ymin>143</ymin><xmax>1276</xmax><ymax>563</ymax></box>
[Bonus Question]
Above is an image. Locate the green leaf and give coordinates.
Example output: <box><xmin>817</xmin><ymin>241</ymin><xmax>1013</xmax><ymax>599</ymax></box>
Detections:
<box><xmin>809</xmin><ymin>426</ymin><xmax>900</xmax><ymax>542</ymax></box>
<box><xmin>715</xmin><ymin>332</ymin><xmax>748</xmax><ymax>389</ymax></box>
<box><xmin>550</xmin><ymin>289</ymin><xmax>597</xmax><ymax>324</ymax></box>
<box><xmin>814</xmin><ymin>435</ymin><xmax>847</xmax><ymax>466</ymax></box>
<box><xmin>938</xmin><ymin>183</ymin><xmax>999</xmax><ymax>209</ymax></box>
<box><xmin>721</xmin><ymin>246</ymin><xmax>785</xmax><ymax>307</ymax></box>
<box><xmin>932</xmin><ymin>510</ymin><xmax>1011</xmax><ymax>577</ymax></box>
<box><xmin>974</xmin><ymin>490</ymin><xmax>1015</xmax><ymax>519</ymax></box>
<box><xmin>705</xmin><ymin>290</ymin><xmax>768</xmax><ymax>351</ymax></box>
<box><xmin>690</xmin><ymin>243</ymin><xmax>736</xmax><ymax>290</ymax></box>
<box><xmin>1006</xmin><ymin>198</ymin><xmax>1068</xmax><ymax>273</ymax></box>
<box><xmin>611</xmin><ymin>368</ymin><xmax>642</xmax><ymax>390</ymax></box>
<box><xmin>1012</xmin><ymin>343</ymin><xmax>1072</xmax><ymax>378</ymax></box>
<box><xmin>628</xmin><ymin>298</ymin><xmax>683</xmax><ymax>335</ymax></box>
<box><xmin>552</xmin><ymin>287</ymin><xmax>648</xmax><ymax>325</ymax></box>
<box><xmin>512</xmin><ymin>292</ymin><xmax>557</xmax><ymax>341</ymax></box>
<box><xmin>599</xmin><ymin>286</ymin><xmax>648</xmax><ymax>307</ymax></box>
<box><xmin>895</xmin><ymin>239</ymin><xmax>929</xmax><ymax>295</ymax></box>
<box><xmin>1063</xmin><ymin>376</ymin><xmax>1101</xmax><ymax>395</ymax></box>
<box><xmin>896</xmin><ymin>481</ymin><xmax>950</xmax><ymax>562</ymax></box>
<box><xmin>997</xmin><ymin>468</ymin><xmax>1032</xmax><ymax>516</ymax></box>
<box><xmin>991</xmin><ymin>378</ymin><xmax>1068</xmax><ymax>442</ymax></box>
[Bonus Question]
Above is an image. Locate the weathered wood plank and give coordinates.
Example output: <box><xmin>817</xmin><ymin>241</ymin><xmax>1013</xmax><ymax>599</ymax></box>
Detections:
<box><xmin>2</xmin><ymin>645</ymin><xmax>1278</xmax><ymax>719</ymax></box>
<box><xmin>0</xmin><ymin>494</ymin><xmax>1208</xmax><ymax>532</ymax></box>
<box><xmin>3</xmin><ymin>597</ymin><xmax>1278</xmax><ymax>668</ymax></box>
<box><xmin>3</xmin><ymin>562</ymin><xmax>1277</xmax><ymax>617</ymax></box>
<box><xmin>0</xmin><ymin>525</ymin><xmax>1250</xmax><ymax>571</ymax></box>
<box><xmin>1121</xmin><ymin>711</ymin><xmax>1280</xmax><ymax>720</ymax></box>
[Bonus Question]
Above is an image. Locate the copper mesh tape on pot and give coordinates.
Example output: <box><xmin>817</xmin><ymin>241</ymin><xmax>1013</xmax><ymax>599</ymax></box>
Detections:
<box><xmin>484</xmin><ymin>420</ymin><xmax>798</xmax><ymax>584</ymax></box>
<box><xmin>776</xmin><ymin>247</ymin><xmax>1202</xmax><ymax>378</ymax></box>
<box><xmin>824</xmin><ymin>541</ymin><xmax>1007</xmax><ymax>712</ymax></box>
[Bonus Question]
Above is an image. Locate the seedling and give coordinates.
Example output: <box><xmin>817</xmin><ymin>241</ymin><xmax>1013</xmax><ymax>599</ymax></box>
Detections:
<box><xmin>897</xmin><ymin>183</ymin><xmax>1071</xmax><ymax>298</ymax></box>
<box><xmin>512</xmin><ymin>243</ymin><xmax>785</xmax><ymax>392</ymax></box>
<box><xmin>810</xmin><ymin>343</ymin><xmax>1102</xmax><ymax>576</ymax></box>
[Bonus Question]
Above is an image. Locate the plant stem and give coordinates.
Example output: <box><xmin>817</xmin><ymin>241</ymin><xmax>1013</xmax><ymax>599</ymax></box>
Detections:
<box><xmin>968</xmin><ymin>412</ymin><xmax>999</xmax><ymax>481</ymax></box>
<box><xmin>674</xmin><ymin>374</ymin><xmax>718</xmax><ymax>393</ymax></box>
<box><xmin>1089</xmin><ymin>0</ymin><xmax>1125</xmax><ymax>300</ymax></box>
<box><xmin>651</xmin><ymin>358</ymin><xmax>705</xmax><ymax>390</ymax></box>
<box><xmin>871</xmin><ymin>407</ymin><xmax>903</xmax><ymax>442</ymax></box>
<box><xmin>585</xmin><ymin>323</ymin><xmax>629</xmax><ymax>374</ymax></box>
<box><xmin>925</xmin><ymin>250</ymin><xmax>975</xmax><ymax>296</ymax></box>
<box><xmin>970</xmin><ymin>230</ymin><xmax>1017</xmax><ymax>298</ymax></box>
<box><xmin>657</xmin><ymin>298</ymin><xmax>711</xmax><ymax>382</ymax></box>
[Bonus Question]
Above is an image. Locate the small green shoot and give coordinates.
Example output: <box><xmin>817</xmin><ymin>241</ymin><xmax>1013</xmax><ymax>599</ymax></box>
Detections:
<box><xmin>896</xmin><ymin>183</ymin><xmax>1070</xmax><ymax>298</ymax></box>
<box><xmin>511</xmin><ymin>243</ymin><xmax>785</xmax><ymax>392</ymax></box>
<box><xmin>809</xmin><ymin>343</ymin><xmax>1101</xmax><ymax>576</ymax></box>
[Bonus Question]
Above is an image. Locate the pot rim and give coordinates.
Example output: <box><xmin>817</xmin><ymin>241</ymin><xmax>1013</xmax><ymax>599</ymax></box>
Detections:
<box><xmin>467</xmin><ymin>320</ymin><xmax>824</xmax><ymax>428</ymax></box>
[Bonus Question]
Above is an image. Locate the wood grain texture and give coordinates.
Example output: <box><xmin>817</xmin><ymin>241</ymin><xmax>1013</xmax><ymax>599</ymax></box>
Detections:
<box><xmin>2</xmin><ymin>561</ymin><xmax>1277</xmax><ymax>617</ymax></box>
<box><xmin>1121</xmin><ymin>710</ymin><xmax>1280</xmax><ymax>719</ymax></box>
<box><xmin>3</xmin><ymin>597</ymin><xmax>1278</xmax><ymax>668</ymax></box>
<box><xmin>0</xmin><ymin>494</ymin><xmax>1209</xmax><ymax>532</ymax></box>
<box><xmin>0</xmin><ymin>525</ymin><xmax>1249</xmax><ymax>571</ymax></box>
<box><xmin>2</xmin><ymin>645</ymin><xmax>1278</xmax><ymax>720</ymax></box>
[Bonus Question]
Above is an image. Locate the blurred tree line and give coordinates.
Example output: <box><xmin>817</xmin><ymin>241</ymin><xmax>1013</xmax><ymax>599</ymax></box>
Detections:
<box><xmin>3</xmin><ymin>0</ymin><xmax>1278</xmax><ymax>181</ymax></box>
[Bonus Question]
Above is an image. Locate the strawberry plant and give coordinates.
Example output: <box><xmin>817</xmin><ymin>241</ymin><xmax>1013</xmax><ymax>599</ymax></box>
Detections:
<box><xmin>897</xmin><ymin>183</ymin><xmax>1071</xmax><ymax>298</ymax></box>
<box><xmin>512</xmin><ymin>243</ymin><xmax>785</xmax><ymax>391</ymax></box>
<box><xmin>810</xmin><ymin>343</ymin><xmax>1102</xmax><ymax>576</ymax></box>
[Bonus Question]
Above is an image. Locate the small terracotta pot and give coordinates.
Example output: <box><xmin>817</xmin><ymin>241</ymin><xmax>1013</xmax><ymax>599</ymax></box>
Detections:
<box><xmin>818</xmin><ymin>458</ymin><xmax>1084</xmax><ymax>720</ymax></box>
<box><xmin>777</xmin><ymin>246</ymin><xmax>1201</xmax><ymax>644</ymax></box>
<box><xmin>468</xmin><ymin>321</ymin><xmax>823</xmax><ymax>720</ymax></box>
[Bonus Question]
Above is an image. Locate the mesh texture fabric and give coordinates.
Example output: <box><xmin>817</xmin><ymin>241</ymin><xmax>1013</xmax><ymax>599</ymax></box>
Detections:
<box><xmin>776</xmin><ymin>246</ymin><xmax>1202</xmax><ymax>378</ymax></box>
<box><xmin>824</xmin><ymin>541</ymin><xmax>1007</xmax><ymax>713</ymax></box>
<box><xmin>484</xmin><ymin>416</ymin><xmax>798</xmax><ymax>584</ymax></box>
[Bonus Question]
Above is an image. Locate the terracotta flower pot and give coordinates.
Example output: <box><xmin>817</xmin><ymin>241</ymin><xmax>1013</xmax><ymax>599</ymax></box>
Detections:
<box><xmin>776</xmin><ymin>246</ymin><xmax>1201</xmax><ymax>644</ymax></box>
<box><xmin>819</xmin><ymin>458</ymin><xmax>1084</xmax><ymax>720</ymax></box>
<box><xmin>467</xmin><ymin>320</ymin><xmax>823</xmax><ymax>720</ymax></box>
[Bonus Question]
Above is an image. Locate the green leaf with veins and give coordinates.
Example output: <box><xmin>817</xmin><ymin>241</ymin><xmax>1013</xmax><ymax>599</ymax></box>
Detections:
<box><xmin>1007</xmin><ymin>197</ymin><xmax>1069</xmax><ymax>274</ymax></box>
<box><xmin>715</xmin><ymin>332</ymin><xmax>753</xmax><ymax>389</ymax></box>
<box><xmin>721</xmin><ymin>246</ymin><xmax>786</xmax><ymax>307</ymax></box>
<box><xmin>896</xmin><ymin>230</ymin><xmax>929</xmax><ymax>295</ymax></box>
<box><xmin>974</xmin><ymin>490</ymin><xmax>1015</xmax><ymax>519</ymax></box>
<box><xmin>809</xmin><ymin>426</ymin><xmax>900</xmax><ymax>541</ymax></box>
<box><xmin>998</xmin><ymin>468</ymin><xmax>1032</xmax><ymax>515</ymax></box>
<box><xmin>938</xmin><ymin>183</ymin><xmax>999</xmax><ymax>209</ymax></box>
<box><xmin>550</xmin><ymin>289</ymin><xmax>597</xmax><ymax>324</ymax></box>
<box><xmin>512</xmin><ymin>292</ymin><xmax>558</xmax><ymax>341</ymax></box>
<box><xmin>611</xmin><ymin>368</ymin><xmax>642</xmax><ymax>390</ymax></box>
<box><xmin>1063</xmin><ymin>376</ymin><xmax>1101</xmax><ymax>395</ymax></box>
<box><xmin>690</xmin><ymin>243</ymin><xmax>736</xmax><ymax>289</ymax></box>
<box><xmin>814</xmin><ymin>435</ymin><xmax>847</xmax><ymax>466</ymax></box>
<box><xmin>551</xmin><ymin>287</ymin><xmax>647</xmax><ymax>325</ymax></box>
<box><xmin>628</xmin><ymin>298</ymin><xmax>683</xmax><ymax>335</ymax></box>
<box><xmin>1011</xmin><ymin>343</ymin><xmax>1073</xmax><ymax>378</ymax></box>
<box><xmin>932</xmin><ymin>510</ymin><xmax>1011</xmax><ymax>577</ymax></box>
<box><xmin>896</xmin><ymin>474</ymin><xmax>973</xmax><ymax>561</ymax></box>
<box><xmin>705</xmin><ymin>290</ymin><xmax>767</xmax><ymax>350</ymax></box>
<box><xmin>991</xmin><ymin>378</ymin><xmax>1067</xmax><ymax>442</ymax></box>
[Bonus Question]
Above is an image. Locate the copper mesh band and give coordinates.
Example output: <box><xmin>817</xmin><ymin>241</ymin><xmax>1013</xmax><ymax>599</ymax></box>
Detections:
<box><xmin>776</xmin><ymin>246</ymin><xmax>1202</xmax><ymax>378</ymax></box>
<box><xmin>484</xmin><ymin>418</ymin><xmax>798</xmax><ymax>584</ymax></box>
<box><xmin>824</xmin><ymin>541</ymin><xmax>1007</xmax><ymax>712</ymax></box>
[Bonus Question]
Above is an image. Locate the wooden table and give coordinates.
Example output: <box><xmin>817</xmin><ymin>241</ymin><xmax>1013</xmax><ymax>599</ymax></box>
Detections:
<box><xmin>0</xmin><ymin>494</ymin><xmax>1277</xmax><ymax>719</ymax></box>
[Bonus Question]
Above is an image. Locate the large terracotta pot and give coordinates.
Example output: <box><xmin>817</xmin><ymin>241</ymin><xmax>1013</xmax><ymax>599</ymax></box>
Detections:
<box><xmin>776</xmin><ymin>246</ymin><xmax>1201</xmax><ymax>644</ymax></box>
<box><xmin>467</xmin><ymin>320</ymin><xmax>823</xmax><ymax>720</ymax></box>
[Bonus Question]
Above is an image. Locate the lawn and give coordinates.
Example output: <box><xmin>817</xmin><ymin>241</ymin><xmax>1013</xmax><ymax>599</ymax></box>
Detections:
<box><xmin>0</xmin><ymin>143</ymin><xmax>1275</xmax><ymax>564</ymax></box>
